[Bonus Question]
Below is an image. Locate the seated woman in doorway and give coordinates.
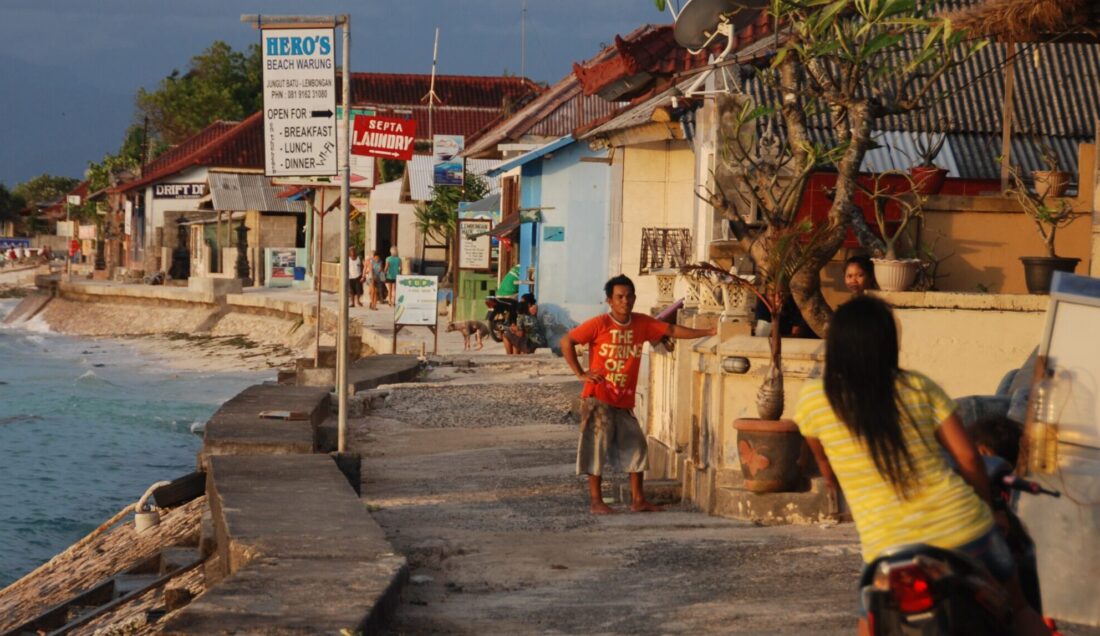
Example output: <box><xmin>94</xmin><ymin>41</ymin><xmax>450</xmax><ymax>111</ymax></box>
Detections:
<box><xmin>504</xmin><ymin>293</ymin><xmax>547</xmax><ymax>355</ymax></box>
<box><xmin>844</xmin><ymin>254</ymin><xmax>878</xmax><ymax>297</ymax></box>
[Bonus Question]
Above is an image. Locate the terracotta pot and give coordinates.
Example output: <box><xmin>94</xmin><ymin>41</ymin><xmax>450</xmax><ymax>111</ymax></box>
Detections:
<box><xmin>910</xmin><ymin>165</ymin><xmax>948</xmax><ymax>195</ymax></box>
<box><xmin>1020</xmin><ymin>256</ymin><xmax>1079</xmax><ymax>294</ymax></box>
<box><xmin>733</xmin><ymin>418</ymin><xmax>805</xmax><ymax>493</ymax></box>
<box><xmin>1032</xmin><ymin>170</ymin><xmax>1071</xmax><ymax>199</ymax></box>
<box><xmin>871</xmin><ymin>258</ymin><xmax>920</xmax><ymax>292</ymax></box>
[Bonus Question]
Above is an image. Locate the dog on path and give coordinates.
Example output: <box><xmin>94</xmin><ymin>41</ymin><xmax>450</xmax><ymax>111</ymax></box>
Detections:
<box><xmin>446</xmin><ymin>320</ymin><xmax>490</xmax><ymax>350</ymax></box>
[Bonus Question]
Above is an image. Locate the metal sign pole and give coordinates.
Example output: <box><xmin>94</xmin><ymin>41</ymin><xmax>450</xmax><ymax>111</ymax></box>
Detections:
<box><xmin>337</xmin><ymin>15</ymin><xmax>351</xmax><ymax>453</ymax></box>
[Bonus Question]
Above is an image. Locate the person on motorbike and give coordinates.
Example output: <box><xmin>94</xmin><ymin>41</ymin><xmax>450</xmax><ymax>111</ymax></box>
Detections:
<box><xmin>793</xmin><ymin>296</ymin><xmax>1049</xmax><ymax>636</ymax></box>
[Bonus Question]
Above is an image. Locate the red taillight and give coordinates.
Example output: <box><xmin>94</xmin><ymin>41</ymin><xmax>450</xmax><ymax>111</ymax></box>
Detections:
<box><xmin>889</xmin><ymin>565</ymin><xmax>935</xmax><ymax>614</ymax></box>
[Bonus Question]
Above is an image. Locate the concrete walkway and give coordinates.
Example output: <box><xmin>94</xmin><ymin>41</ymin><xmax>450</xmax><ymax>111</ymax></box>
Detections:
<box><xmin>352</xmin><ymin>358</ymin><xmax>864</xmax><ymax>635</ymax></box>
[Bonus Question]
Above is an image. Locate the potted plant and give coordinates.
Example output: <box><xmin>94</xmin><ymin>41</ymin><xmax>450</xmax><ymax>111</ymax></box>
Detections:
<box><xmin>864</xmin><ymin>171</ymin><xmax>926</xmax><ymax>291</ymax></box>
<box><xmin>909</xmin><ymin>131</ymin><xmax>949</xmax><ymax>195</ymax></box>
<box><xmin>1031</xmin><ymin>145</ymin><xmax>1072</xmax><ymax>199</ymax></box>
<box><xmin>685</xmin><ymin>221</ymin><xmax>825</xmax><ymax>493</ymax></box>
<box><xmin>1005</xmin><ymin>152</ymin><xmax>1079</xmax><ymax>293</ymax></box>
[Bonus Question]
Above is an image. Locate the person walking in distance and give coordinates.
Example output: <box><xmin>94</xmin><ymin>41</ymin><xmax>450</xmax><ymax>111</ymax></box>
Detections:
<box><xmin>561</xmin><ymin>275</ymin><xmax>716</xmax><ymax>514</ymax></box>
<box><xmin>367</xmin><ymin>250</ymin><xmax>382</xmax><ymax>310</ymax></box>
<box><xmin>384</xmin><ymin>247</ymin><xmax>401</xmax><ymax>306</ymax></box>
<box><xmin>348</xmin><ymin>247</ymin><xmax>365</xmax><ymax>308</ymax></box>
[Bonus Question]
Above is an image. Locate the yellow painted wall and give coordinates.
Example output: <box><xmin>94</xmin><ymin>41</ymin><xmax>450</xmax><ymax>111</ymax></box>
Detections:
<box><xmin>619</xmin><ymin>140</ymin><xmax>696</xmax><ymax>313</ymax></box>
<box><xmin>817</xmin><ymin>207</ymin><xmax>1092</xmax><ymax>297</ymax></box>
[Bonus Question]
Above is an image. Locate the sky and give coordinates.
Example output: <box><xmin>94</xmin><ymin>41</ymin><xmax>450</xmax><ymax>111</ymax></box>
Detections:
<box><xmin>0</xmin><ymin>0</ymin><xmax>671</xmax><ymax>188</ymax></box>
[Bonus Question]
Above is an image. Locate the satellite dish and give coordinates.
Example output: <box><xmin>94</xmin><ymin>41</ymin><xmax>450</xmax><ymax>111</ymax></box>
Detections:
<box><xmin>673</xmin><ymin>0</ymin><xmax>767</xmax><ymax>51</ymax></box>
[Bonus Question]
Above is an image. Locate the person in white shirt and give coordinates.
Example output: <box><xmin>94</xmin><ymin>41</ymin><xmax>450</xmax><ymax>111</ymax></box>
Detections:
<box><xmin>348</xmin><ymin>247</ymin><xmax>365</xmax><ymax>307</ymax></box>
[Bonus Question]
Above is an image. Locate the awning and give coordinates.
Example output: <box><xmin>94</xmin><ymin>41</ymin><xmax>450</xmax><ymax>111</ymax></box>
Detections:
<box><xmin>458</xmin><ymin>193</ymin><xmax>500</xmax><ymax>215</ymax></box>
<box><xmin>488</xmin><ymin>215</ymin><xmax>520</xmax><ymax>238</ymax></box>
<box><xmin>486</xmin><ymin>136</ymin><xmax>574</xmax><ymax>177</ymax></box>
<box><xmin>208</xmin><ymin>173</ymin><xmax>309</xmax><ymax>213</ymax></box>
<box><xmin>486</xmin><ymin>208</ymin><xmax>543</xmax><ymax>238</ymax></box>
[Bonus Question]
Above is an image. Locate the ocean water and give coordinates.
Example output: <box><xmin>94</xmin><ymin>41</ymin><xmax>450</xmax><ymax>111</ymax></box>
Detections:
<box><xmin>0</xmin><ymin>300</ymin><xmax>271</xmax><ymax>587</ymax></box>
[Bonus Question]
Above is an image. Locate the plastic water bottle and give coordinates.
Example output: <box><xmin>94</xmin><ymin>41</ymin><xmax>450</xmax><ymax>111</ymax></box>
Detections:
<box><xmin>1027</xmin><ymin>372</ymin><xmax>1059</xmax><ymax>475</ymax></box>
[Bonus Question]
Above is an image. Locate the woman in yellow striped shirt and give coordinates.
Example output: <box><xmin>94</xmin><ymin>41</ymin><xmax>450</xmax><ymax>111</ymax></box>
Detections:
<box><xmin>794</xmin><ymin>296</ymin><xmax>1048</xmax><ymax>636</ymax></box>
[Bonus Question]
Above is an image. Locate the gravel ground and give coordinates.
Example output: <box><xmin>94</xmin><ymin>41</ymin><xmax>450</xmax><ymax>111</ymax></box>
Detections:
<box><xmin>354</xmin><ymin>359</ymin><xmax>864</xmax><ymax>635</ymax></box>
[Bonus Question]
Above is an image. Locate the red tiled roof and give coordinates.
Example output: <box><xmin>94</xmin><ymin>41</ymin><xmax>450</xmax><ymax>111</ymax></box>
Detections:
<box><xmin>465</xmin><ymin>26</ymin><xmax>671</xmax><ymax>157</ymax></box>
<box><xmin>114</xmin><ymin>74</ymin><xmax>542</xmax><ymax>193</ymax></box>
<box><xmin>342</xmin><ymin>72</ymin><xmax>544</xmax><ymax>141</ymax></box>
<box><xmin>572</xmin><ymin>25</ymin><xmax>708</xmax><ymax>101</ymax></box>
<box><xmin>141</xmin><ymin>120</ymin><xmax>239</xmax><ymax>178</ymax></box>
<box><xmin>571</xmin><ymin>18</ymin><xmax>769</xmax><ymax>139</ymax></box>
<box><xmin>346</xmin><ymin>73</ymin><xmax>542</xmax><ymax>109</ymax></box>
<box><xmin>114</xmin><ymin>112</ymin><xmax>264</xmax><ymax>193</ymax></box>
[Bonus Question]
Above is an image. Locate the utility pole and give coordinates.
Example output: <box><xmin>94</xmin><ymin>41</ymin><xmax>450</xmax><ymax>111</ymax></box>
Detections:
<box><xmin>521</xmin><ymin>0</ymin><xmax>527</xmax><ymax>79</ymax></box>
<box><xmin>424</xmin><ymin>28</ymin><xmax>441</xmax><ymax>140</ymax></box>
<box><xmin>337</xmin><ymin>16</ymin><xmax>352</xmax><ymax>453</ymax></box>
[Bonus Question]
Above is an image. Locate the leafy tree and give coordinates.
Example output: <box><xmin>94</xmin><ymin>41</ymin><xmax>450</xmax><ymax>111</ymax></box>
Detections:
<box><xmin>378</xmin><ymin>159</ymin><xmax>406</xmax><ymax>184</ymax></box>
<box><xmin>13</xmin><ymin>174</ymin><xmax>79</xmax><ymax>206</ymax></box>
<box><xmin>658</xmin><ymin>0</ymin><xmax>986</xmax><ymax>418</ymax></box>
<box><xmin>414</xmin><ymin>172</ymin><xmax>491</xmax><ymax>274</ymax></box>
<box><xmin>137</xmin><ymin>41</ymin><xmax>262</xmax><ymax>145</ymax></box>
<box><xmin>0</xmin><ymin>184</ymin><xmax>26</xmax><ymax>230</ymax></box>
<box><xmin>689</xmin><ymin>0</ymin><xmax>986</xmax><ymax>335</ymax></box>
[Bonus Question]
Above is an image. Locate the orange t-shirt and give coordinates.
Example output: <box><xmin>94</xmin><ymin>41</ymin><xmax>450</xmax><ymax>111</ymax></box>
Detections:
<box><xmin>568</xmin><ymin>313</ymin><xmax>670</xmax><ymax>410</ymax></box>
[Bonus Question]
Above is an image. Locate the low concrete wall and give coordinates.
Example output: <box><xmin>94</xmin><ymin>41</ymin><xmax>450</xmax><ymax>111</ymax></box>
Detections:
<box><xmin>166</xmin><ymin>378</ymin><xmax>414</xmax><ymax>633</ymax></box>
<box><xmin>644</xmin><ymin>291</ymin><xmax>1048</xmax><ymax>523</ymax></box>
<box><xmin>883</xmin><ymin>291</ymin><xmax>1047</xmax><ymax>397</ymax></box>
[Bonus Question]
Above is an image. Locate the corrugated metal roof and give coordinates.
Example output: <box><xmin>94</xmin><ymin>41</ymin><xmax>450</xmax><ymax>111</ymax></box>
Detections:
<box><xmin>208</xmin><ymin>173</ymin><xmax>309</xmax><ymax>213</ymax></box>
<box><xmin>741</xmin><ymin>40</ymin><xmax>1100</xmax><ymax>140</ymax></box>
<box><xmin>406</xmin><ymin>156</ymin><xmax>500</xmax><ymax>202</ymax></box>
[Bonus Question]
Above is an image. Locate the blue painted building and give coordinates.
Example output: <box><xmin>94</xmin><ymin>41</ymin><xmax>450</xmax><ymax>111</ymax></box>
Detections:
<box><xmin>488</xmin><ymin>136</ymin><xmax>613</xmax><ymax>348</ymax></box>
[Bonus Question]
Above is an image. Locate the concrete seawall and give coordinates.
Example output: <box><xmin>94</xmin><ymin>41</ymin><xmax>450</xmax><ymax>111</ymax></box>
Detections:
<box><xmin>2</xmin><ymin>277</ymin><xmax>423</xmax><ymax>632</ymax></box>
<box><xmin>166</xmin><ymin>367</ymin><xmax>420</xmax><ymax>632</ymax></box>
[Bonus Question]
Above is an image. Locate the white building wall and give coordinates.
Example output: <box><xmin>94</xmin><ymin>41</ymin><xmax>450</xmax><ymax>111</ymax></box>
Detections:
<box><xmin>143</xmin><ymin>166</ymin><xmax>209</xmax><ymax>250</ymax></box>
<box><xmin>618</xmin><ymin>141</ymin><xmax>697</xmax><ymax>314</ymax></box>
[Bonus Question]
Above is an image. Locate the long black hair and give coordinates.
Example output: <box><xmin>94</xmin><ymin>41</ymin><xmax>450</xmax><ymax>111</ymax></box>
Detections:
<box><xmin>844</xmin><ymin>254</ymin><xmax>879</xmax><ymax>291</ymax></box>
<box><xmin>824</xmin><ymin>296</ymin><xmax>916</xmax><ymax>494</ymax></box>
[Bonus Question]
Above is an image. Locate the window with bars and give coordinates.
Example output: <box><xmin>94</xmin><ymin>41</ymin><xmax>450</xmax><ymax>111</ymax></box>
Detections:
<box><xmin>639</xmin><ymin>227</ymin><xmax>692</xmax><ymax>274</ymax></box>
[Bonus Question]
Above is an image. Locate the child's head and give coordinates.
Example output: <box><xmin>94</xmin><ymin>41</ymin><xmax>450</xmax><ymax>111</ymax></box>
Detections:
<box><xmin>970</xmin><ymin>415</ymin><xmax>1024</xmax><ymax>467</ymax></box>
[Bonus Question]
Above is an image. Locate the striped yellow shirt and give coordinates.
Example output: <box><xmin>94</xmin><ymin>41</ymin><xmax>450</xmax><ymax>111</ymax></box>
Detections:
<box><xmin>794</xmin><ymin>370</ymin><xmax>993</xmax><ymax>563</ymax></box>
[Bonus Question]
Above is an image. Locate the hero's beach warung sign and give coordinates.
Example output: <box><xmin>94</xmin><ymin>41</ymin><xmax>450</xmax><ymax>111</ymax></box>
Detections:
<box><xmin>261</xmin><ymin>28</ymin><xmax>338</xmax><ymax>177</ymax></box>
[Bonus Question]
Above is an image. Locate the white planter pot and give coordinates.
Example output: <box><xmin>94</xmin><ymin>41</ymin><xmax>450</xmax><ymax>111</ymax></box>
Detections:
<box><xmin>871</xmin><ymin>258</ymin><xmax>920</xmax><ymax>292</ymax></box>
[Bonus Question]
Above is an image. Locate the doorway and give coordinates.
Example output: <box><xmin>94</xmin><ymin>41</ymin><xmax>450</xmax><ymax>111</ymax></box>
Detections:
<box><xmin>375</xmin><ymin>213</ymin><xmax>398</xmax><ymax>258</ymax></box>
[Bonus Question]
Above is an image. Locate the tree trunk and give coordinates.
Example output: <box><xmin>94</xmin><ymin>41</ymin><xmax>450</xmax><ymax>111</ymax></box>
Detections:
<box><xmin>757</xmin><ymin>308</ymin><xmax>785</xmax><ymax>420</ymax></box>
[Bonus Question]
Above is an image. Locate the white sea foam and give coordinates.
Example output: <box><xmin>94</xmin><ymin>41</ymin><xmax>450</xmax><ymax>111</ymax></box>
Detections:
<box><xmin>21</xmin><ymin>313</ymin><xmax>55</xmax><ymax>334</ymax></box>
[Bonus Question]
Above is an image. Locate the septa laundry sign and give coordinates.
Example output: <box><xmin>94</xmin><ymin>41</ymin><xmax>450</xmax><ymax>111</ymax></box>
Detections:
<box><xmin>153</xmin><ymin>183</ymin><xmax>207</xmax><ymax>199</ymax></box>
<box><xmin>351</xmin><ymin>115</ymin><xmax>417</xmax><ymax>161</ymax></box>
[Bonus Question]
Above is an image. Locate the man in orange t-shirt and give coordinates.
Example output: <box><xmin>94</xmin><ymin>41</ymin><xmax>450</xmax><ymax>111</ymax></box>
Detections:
<box><xmin>561</xmin><ymin>275</ymin><xmax>716</xmax><ymax>514</ymax></box>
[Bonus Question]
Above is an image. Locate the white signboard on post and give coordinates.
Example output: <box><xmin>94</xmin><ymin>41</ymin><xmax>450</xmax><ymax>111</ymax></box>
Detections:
<box><xmin>458</xmin><ymin>219</ymin><xmax>491</xmax><ymax>270</ymax></box>
<box><xmin>393</xmin><ymin>275</ymin><xmax>438</xmax><ymax>326</ymax></box>
<box><xmin>261</xmin><ymin>28</ymin><xmax>338</xmax><ymax>177</ymax></box>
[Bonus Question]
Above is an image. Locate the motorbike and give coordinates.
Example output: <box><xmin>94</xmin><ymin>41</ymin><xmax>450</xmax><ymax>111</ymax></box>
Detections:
<box><xmin>484</xmin><ymin>296</ymin><xmax>520</xmax><ymax>343</ymax></box>
<box><xmin>860</xmin><ymin>458</ymin><xmax>1061</xmax><ymax>635</ymax></box>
